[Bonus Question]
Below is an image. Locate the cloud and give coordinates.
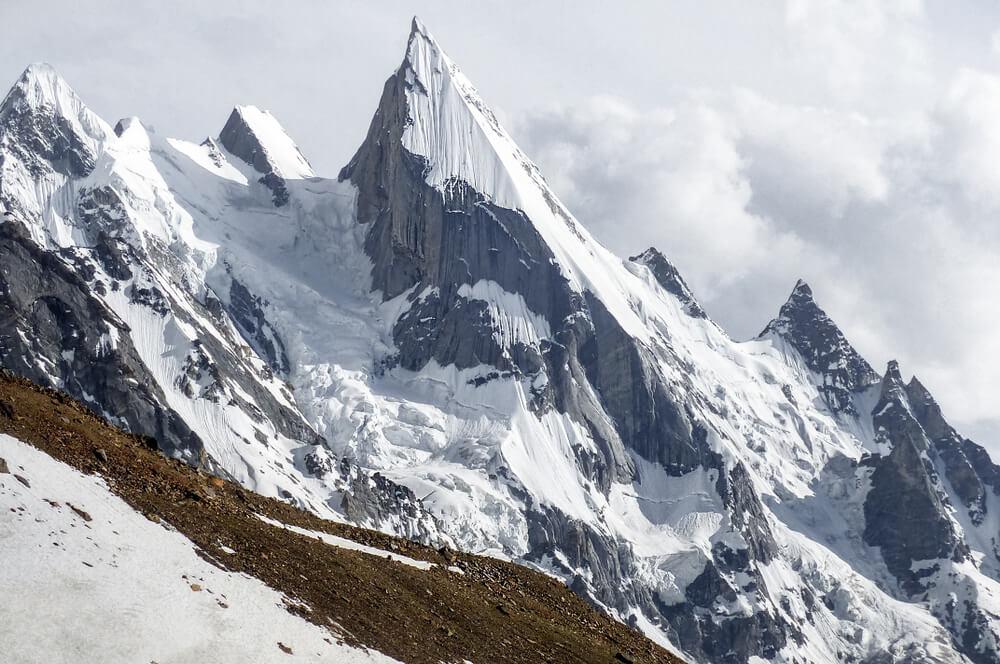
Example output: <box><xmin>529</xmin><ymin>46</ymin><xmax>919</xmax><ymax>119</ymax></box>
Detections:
<box><xmin>515</xmin><ymin>64</ymin><xmax>1000</xmax><ymax>454</ymax></box>
<box><xmin>516</xmin><ymin>95</ymin><xmax>821</xmax><ymax>307</ymax></box>
<box><xmin>782</xmin><ymin>0</ymin><xmax>930</xmax><ymax>109</ymax></box>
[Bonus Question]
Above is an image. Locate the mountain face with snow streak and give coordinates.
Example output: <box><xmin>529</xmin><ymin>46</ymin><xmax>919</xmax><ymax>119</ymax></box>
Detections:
<box><xmin>3</xmin><ymin>17</ymin><xmax>1000</xmax><ymax>663</ymax></box>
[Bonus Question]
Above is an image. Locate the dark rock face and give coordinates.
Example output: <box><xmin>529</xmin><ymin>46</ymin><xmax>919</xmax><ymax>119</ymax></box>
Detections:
<box><xmin>630</xmin><ymin>248</ymin><xmax>706</xmax><ymax>318</ymax></box>
<box><xmin>0</xmin><ymin>69</ymin><xmax>98</xmax><ymax>180</ymax></box>
<box><xmin>660</xmin><ymin>572</ymin><xmax>789</xmax><ymax>664</ymax></box>
<box><xmin>862</xmin><ymin>362</ymin><xmax>966</xmax><ymax>593</ymax></box>
<box><xmin>227</xmin><ymin>276</ymin><xmax>290</xmax><ymax>374</ymax></box>
<box><xmin>339</xmin><ymin>459</ymin><xmax>437</xmax><ymax>544</ymax></box>
<box><xmin>218</xmin><ymin>108</ymin><xmax>293</xmax><ymax>206</ymax></box>
<box><xmin>906</xmin><ymin>376</ymin><xmax>999</xmax><ymax>526</ymax></box>
<box><xmin>717</xmin><ymin>461</ymin><xmax>777</xmax><ymax>564</ymax></box>
<box><xmin>391</xmin><ymin>287</ymin><xmax>543</xmax><ymax>378</ymax></box>
<box><xmin>760</xmin><ymin>280</ymin><xmax>879</xmax><ymax>415</ymax></box>
<box><xmin>0</xmin><ymin>219</ymin><xmax>203</xmax><ymax>458</ymax></box>
<box><xmin>525</xmin><ymin>505</ymin><xmax>646</xmax><ymax>610</ymax></box>
<box><xmin>338</xmin><ymin>25</ymin><xmax>788</xmax><ymax>661</ymax></box>
<box><xmin>338</xmin><ymin>39</ymin><xmax>724</xmax><ymax>488</ymax></box>
<box><xmin>219</xmin><ymin>108</ymin><xmax>272</xmax><ymax>175</ymax></box>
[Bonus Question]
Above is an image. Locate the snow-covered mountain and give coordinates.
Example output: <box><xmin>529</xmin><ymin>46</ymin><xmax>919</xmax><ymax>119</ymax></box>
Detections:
<box><xmin>3</xmin><ymin>17</ymin><xmax>1000</xmax><ymax>663</ymax></box>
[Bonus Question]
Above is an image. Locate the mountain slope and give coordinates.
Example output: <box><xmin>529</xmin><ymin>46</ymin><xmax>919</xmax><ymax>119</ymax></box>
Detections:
<box><xmin>0</xmin><ymin>432</ymin><xmax>396</xmax><ymax>664</ymax></box>
<box><xmin>0</xmin><ymin>371</ymin><xmax>677</xmax><ymax>664</ymax></box>
<box><xmin>1</xmin><ymin>17</ymin><xmax>999</xmax><ymax>664</ymax></box>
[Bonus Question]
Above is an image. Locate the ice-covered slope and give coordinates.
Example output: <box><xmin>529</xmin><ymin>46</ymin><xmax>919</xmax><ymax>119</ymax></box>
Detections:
<box><xmin>0</xmin><ymin>433</ymin><xmax>398</xmax><ymax>664</ymax></box>
<box><xmin>2</xmin><ymin>20</ymin><xmax>1000</xmax><ymax>664</ymax></box>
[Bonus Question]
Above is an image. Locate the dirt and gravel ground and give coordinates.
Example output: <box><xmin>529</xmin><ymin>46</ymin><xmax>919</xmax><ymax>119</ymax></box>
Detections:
<box><xmin>0</xmin><ymin>371</ymin><xmax>683</xmax><ymax>664</ymax></box>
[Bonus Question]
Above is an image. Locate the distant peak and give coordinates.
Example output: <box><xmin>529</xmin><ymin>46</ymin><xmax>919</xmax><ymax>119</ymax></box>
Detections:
<box><xmin>629</xmin><ymin>248</ymin><xmax>707</xmax><ymax>319</ymax></box>
<box><xmin>218</xmin><ymin>105</ymin><xmax>314</xmax><ymax>180</ymax></box>
<box><xmin>0</xmin><ymin>61</ymin><xmax>112</xmax><ymax>177</ymax></box>
<box><xmin>113</xmin><ymin>116</ymin><xmax>144</xmax><ymax>138</ymax></box>
<box><xmin>760</xmin><ymin>278</ymin><xmax>879</xmax><ymax>414</ymax></box>
<box><xmin>875</xmin><ymin>360</ymin><xmax>911</xmax><ymax>409</ymax></box>
<box><xmin>633</xmin><ymin>247</ymin><xmax>666</xmax><ymax>264</ymax></box>
<box><xmin>905</xmin><ymin>374</ymin><xmax>936</xmax><ymax>408</ymax></box>
<box><xmin>783</xmin><ymin>279</ymin><xmax>815</xmax><ymax>308</ymax></box>
<box><xmin>21</xmin><ymin>61</ymin><xmax>60</xmax><ymax>81</ymax></box>
<box><xmin>4</xmin><ymin>62</ymin><xmax>82</xmax><ymax>114</ymax></box>
<box><xmin>907</xmin><ymin>374</ymin><xmax>930</xmax><ymax>396</ymax></box>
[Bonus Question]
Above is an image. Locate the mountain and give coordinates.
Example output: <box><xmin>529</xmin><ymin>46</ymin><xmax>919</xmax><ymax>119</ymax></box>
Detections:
<box><xmin>0</xmin><ymin>370</ymin><xmax>674</xmax><ymax>663</ymax></box>
<box><xmin>2</xmin><ymin>17</ymin><xmax>1000</xmax><ymax>663</ymax></box>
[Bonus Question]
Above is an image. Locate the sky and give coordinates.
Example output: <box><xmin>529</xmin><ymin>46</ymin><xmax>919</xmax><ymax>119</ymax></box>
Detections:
<box><xmin>3</xmin><ymin>1</ymin><xmax>1000</xmax><ymax>453</ymax></box>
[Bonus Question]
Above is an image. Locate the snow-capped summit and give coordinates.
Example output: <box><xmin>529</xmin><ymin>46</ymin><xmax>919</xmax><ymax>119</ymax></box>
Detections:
<box><xmin>630</xmin><ymin>247</ymin><xmax>706</xmax><ymax>318</ymax></box>
<box><xmin>396</xmin><ymin>16</ymin><xmax>528</xmax><ymax>210</ymax></box>
<box><xmin>218</xmin><ymin>105</ymin><xmax>314</xmax><ymax>206</ymax></box>
<box><xmin>3</xmin><ymin>63</ymin><xmax>105</xmax><ymax>131</ymax></box>
<box><xmin>0</xmin><ymin>62</ymin><xmax>112</xmax><ymax>180</ymax></box>
<box><xmin>218</xmin><ymin>105</ymin><xmax>313</xmax><ymax>180</ymax></box>
<box><xmin>760</xmin><ymin>279</ymin><xmax>879</xmax><ymax>415</ymax></box>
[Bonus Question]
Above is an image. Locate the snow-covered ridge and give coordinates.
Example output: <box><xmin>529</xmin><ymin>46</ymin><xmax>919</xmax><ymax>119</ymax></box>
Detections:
<box><xmin>224</xmin><ymin>104</ymin><xmax>315</xmax><ymax>179</ymax></box>
<box><xmin>1</xmin><ymin>62</ymin><xmax>112</xmax><ymax>148</ymax></box>
<box><xmin>400</xmin><ymin>19</ymin><xmax>680</xmax><ymax>343</ymax></box>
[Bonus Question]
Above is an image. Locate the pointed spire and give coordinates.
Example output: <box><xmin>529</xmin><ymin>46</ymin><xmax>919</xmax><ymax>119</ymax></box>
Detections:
<box><xmin>905</xmin><ymin>375</ymin><xmax>934</xmax><ymax>405</ymax></box>
<box><xmin>0</xmin><ymin>62</ymin><xmax>111</xmax><ymax>178</ymax></box>
<box><xmin>761</xmin><ymin>280</ymin><xmax>879</xmax><ymax>415</ymax></box>
<box><xmin>410</xmin><ymin>15</ymin><xmax>430</xmax><ymax>40</ymax></box>
<box><xmin>790</xmin><ymin>279</ymin><xmax>813</xmax><ymax>299</ymax></box>
<box><xmin>342</xmin><ymin>16</ymin><xmax>545</xmax><ymax>213</ymax></box>
<box><xmin>218</xmin><ymin>105</ymin><xmax>313</xmax><ymax>180</ymax></box>
<box><xmin>630</xmin><ymin>247</ymin><xmax>706</xmax><ymax>318</ymax></box>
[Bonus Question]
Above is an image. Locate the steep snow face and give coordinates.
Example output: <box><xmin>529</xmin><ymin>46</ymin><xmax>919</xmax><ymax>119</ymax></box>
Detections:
<box><xmin>401</xmin><ymin>18</ymin><xmax>527</xmax><ymax>214</ymax></box>
<box><xmin>219</xmin><ymin>105</ymin><xmax>315</xmax><ymax>179</ymax></box>
<box><xmin>1</xmin><ymin>62</ymin><xmax>112</xmax><ymax>155</ymax></box>
<box><xmin>0</xmin><ymin>434</ymin><xmax>399</xmax><ymax>664</ymax></box>
<box><xmin>399</xmin><ymin>19</ymin><xmax>662</xmax><ymax>342</ymax></box>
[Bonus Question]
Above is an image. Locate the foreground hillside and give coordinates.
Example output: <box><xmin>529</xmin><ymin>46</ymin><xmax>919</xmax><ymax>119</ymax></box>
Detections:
<box><xmin>0</xmin><ymin>371</ymin><xmax>679</xmax><ymax>664</ymax></box>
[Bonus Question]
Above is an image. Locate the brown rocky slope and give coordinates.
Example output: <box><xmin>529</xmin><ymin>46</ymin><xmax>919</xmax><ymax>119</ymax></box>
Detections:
<box><xmin>0</xmin><ymin>370</ymin><xmax>683</xmax><ymax>664</ymax></box>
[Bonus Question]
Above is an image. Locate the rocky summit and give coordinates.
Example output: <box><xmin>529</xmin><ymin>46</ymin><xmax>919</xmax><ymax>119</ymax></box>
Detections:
<box><xmin>2</xmin><ymin>17</ymin><xmax>1000</xmax><ymax>664</ymax></box>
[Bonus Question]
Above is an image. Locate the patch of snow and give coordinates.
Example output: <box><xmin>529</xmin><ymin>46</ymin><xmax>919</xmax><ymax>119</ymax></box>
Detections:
<box><xmin>255</xmin><ymin>513</ymin><xmax>444</xmax><ymax>572</ymax></box>
<box><xmin>0</xmin><ymin>434</ymin><xmax>398</xmax><ymax>664</ymax></box>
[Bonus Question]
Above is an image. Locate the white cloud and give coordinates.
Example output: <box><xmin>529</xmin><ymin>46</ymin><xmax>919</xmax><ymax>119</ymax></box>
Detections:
<box><xmin>782</xmin><ymin>0</ymin><xmax>930</xmax><ymax>108</ymax></box>
<box><xmin>516</xmin><ymin>61</ymin><xmax>1000</xmax><ymax>454</ymax></box>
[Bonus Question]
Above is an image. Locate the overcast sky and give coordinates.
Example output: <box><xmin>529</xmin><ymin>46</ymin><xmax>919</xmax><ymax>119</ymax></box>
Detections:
<box><xmin>4</xmin><ymin>1</ymin><xmax>1000</xmax><ymax>454</ymax></box>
